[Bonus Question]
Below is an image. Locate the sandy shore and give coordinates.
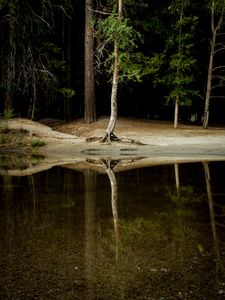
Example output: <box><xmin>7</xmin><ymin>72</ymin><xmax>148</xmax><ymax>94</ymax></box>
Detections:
<box><xmin>1</xmin><ymin>117</ymin><xmax>224</xmax><ymax>176</ymax></box>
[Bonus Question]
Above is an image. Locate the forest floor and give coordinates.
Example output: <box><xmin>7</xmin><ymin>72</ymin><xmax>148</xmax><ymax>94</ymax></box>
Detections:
<box><xmin>1</xmin><ymin>116</ymin><xmax>225</xmax><ymax>174</ymax></box>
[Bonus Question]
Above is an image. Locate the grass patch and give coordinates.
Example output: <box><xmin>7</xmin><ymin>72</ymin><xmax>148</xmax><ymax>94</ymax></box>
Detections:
<box><xmin>0</xmin><ymin>128</ymin><xmax>45</xmax><ymax>151</ymax></box>
<box><xmin>31</xmin><ymin>139</ymin><xmax>46</xmax><ymax>148</ymax></box>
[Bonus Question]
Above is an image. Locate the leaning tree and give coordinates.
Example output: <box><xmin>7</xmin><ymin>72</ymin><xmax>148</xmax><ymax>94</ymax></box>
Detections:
<box><xmin>94</xmin><ymin>0</ymin><xmax>152</xmax><ymax>142</ymax></box>
<box><xmin>100</xmin><ymin>0</ymin><xmax>123</xmax><ymax>142</ymax></box>
<box><xmin>164</xmin><ymin>0</ymin><xmax>199</xmax><ymax>128</ymax></box>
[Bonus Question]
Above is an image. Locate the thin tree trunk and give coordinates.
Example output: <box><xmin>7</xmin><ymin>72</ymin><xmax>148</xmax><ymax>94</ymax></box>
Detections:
<box><xmin>31</xmin><ymin>71</ymin><xmax>36</xmax><ymax>120</ymax></box>
<box><xmin>203</xmin><ymin>1</ymin><xmax>224</xmax><ymax>129</ymax></box>
<box><xmin>101</xmin><ymin>0</ymin><xmax>122</xmax><ymax>142</ymax></box>
<box><xmin>174</xmin><ymin>96</ymin><xmax>179</xmax><ymax>129</ymax></box>
<box><xmin>84</xmin><ymin>170</ymin><xmax>96</xmax><ymax>296</ymax></box>
<box><xmin>84</xmin><ymin>0</ymin><xmax>96</xmax><ymax>123</ymax></box>
<box><xmin>105</xmin><ymin>162</ymin><xmax>119</xmax><ymax>261</ymax></box>
<box><xmin>67</xmin><ymin>19</ymin><xmax>72</xmax><ymax>120</ymax></box>
<box><xmin>5</xmin><ymin>16</ymin><xmax>16</xmax><ymax>114</ymax></box>
<box><xmin>203</xmin><ymin>162</ymin><xmax>222</xmax><ymax>273</ymax></box>
<box><xmin>174</xmin><ymin>7</ymin><xmax>183</xmax><ymax>129</ymax></box>
<box><xmin>203</xmin><ymin>32</ymin><xmax>216</xmax><ymax>129</ymax></box>
<box><xmin>174</xmin><ymin>163</ymin><xmax>180</xmax><ymax>197</ymax></box>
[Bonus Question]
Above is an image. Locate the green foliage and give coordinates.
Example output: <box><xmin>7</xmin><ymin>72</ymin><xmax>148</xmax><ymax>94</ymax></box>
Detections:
<box><xmin>0</xmin><ymin>0</ymin><xmax>6</xmax><ymax>9</ymax></box>
<box><xmin>95</xmin><ymin>12</ymin><xmax>155</xmax><ymax>83</ymax></box>
<box><xmin>0</xmin><ymin>0</ymin><xmax>18</xmax><ymax>10</ymax></box>
<box><xmin>209</xmin><ymin>0</ymin><xmax>225</xmax><ymax>13</ymax></box>
<box><xmin>31</xmin><ymin>139</ymin><xmax>46</xmax><ymax>148</ymax></box>
<box><xmin>163</xmin><ymin>5</ymin><xmax>199</xmax><ymax>107</ymax></box>
<box><xmin>0</xmin><ymin>134</ymin><xmax>7</xmax><ymax>144</ymax></box>
<box><xmin>59</xmin><ymin>88</ymin><xmax>76</xmax><ymax>98</ymax></box>
<box><xmin>3</xmin><ymin>109</ymin><xmax>14</xmax><ymax>119</ymax></box>
<box><xmin>97</xmin><ymin>14</ymin><xmax>141</xmax><ymax>51</ymax></box>
<box><xmin>165</xmin><ymin>51</ymin><xmax>198</xmax><ymax>106</ymax></box>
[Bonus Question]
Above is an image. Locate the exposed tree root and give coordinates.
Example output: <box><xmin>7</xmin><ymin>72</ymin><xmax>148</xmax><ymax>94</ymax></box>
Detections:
<box><xmin>100</xmin><ymin>132</ymin><xmax>119</xmax><ymax>143</ymax></box>
<box><xmin>86</xmin><ymin>135</ymin><xmax>145</xmax><ymax>145</ymax></box>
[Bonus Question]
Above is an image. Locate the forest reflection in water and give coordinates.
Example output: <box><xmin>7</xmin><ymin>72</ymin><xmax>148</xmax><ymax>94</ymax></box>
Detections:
<box><xmin>0</xmin><ymin>161</ymin><xmax>225</xmax><ymax>299</ymax></box>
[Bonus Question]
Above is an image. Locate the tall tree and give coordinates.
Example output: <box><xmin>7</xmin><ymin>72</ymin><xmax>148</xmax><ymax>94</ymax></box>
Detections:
<box><xmin>164</xmin><ymin>0</ymin><xmax>198</xmax><ymax>128</ymax></box>
<box><xmin>203</xmin><ymin>0</ymin><xmax>225</xmax><ymax>128</ymax></box>
<box><xmin>95</xmin><ymin>0</ymin><xmax>151</xmax><ymax>142</ymax></box>
<box><xmin>84</xmin><ymin>0</ymin><xmax>96</xmax><ymax>123</ymax></box>
<box><xmin>2</xmin><ymin>0</ymin><xmax>17</xmax><ymax>115</ymax></box>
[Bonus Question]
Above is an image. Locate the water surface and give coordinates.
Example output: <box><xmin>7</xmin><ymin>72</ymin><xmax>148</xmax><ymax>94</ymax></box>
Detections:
<box><xmin>0</xmin><ymin>161</ymin><xmax>225</xmax><ymax>299</ymax></box>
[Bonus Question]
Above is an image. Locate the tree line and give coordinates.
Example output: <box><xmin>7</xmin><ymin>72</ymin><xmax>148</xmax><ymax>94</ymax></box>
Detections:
<box><xmin>0</xmin><ymin>0</ymin><xmax>225</xmax><ymax>130</ymax></box>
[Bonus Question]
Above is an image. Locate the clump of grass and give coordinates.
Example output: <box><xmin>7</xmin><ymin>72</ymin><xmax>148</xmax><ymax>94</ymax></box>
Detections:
<box><xmin>0</xmin><ymin>135</ymin><xmax>7</xmax><ymax>144</ymax></box>
<box><xmin>31</xmin><ymin>139</ymin><xmax>46</xmax><ymax>148</ymax></box>
<box><xmin>3</xmin><ymin>109</ymin><xmax>14</xmax><ymax>119</ymax></box>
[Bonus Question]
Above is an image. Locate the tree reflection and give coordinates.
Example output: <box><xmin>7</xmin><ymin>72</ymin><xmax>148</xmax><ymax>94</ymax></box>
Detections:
<box><xmin>84</xmin><ymin>159</ymin><xmax>120</xmax><ymax>261</ymax></box>
<box><xmin>84</xmin><ymin>169</ymin><xmax>96</xmax><ymax>299</ymax></box>
<box><xmin>102</xmin><ymin>160</ymin><xmax>120</xmax><ymax>261</ymax></box>
<box><xmin>174</xmin><ymin>163</ymin><xmax>180</xmax><ymax>197</ymax></box>
<box><xmin>203</xmin><ymin>162</ymin><xmax>224</xmax><ymax>274</ymax></box>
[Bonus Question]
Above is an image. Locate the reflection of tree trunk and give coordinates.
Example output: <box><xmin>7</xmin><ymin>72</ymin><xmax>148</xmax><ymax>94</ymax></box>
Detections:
<box><xmin>203</xmin><ymin>162</ymin><xmax>221</xmax><ymax>273</ymax></box>
<box><xmin>3</xmin><ymin>176</ymin><xmax>13</xmax><ymax>244</ymax></box>
<box><xmin>105</xmin><ymin>161</ymin><xmax>119</xmax><ymax>261</ymax></box>
<box><xmin>84</xmin><ymin>170</ymin><xmax>96</xmax><ymax>298</ymax></box>
<box><xmin>29</xmin><ymin>175</ymin><xmax>36</xmax><ymax>211</ymax></box>
<box><xmin>29</xmin><ymin>175</ymin><xmax>36</xmax><ymax>229</ymax></box>
<box><xmin>174</xmin><ymin>163</ymin><xmax>180</xmax><ymax>197</ymax></box>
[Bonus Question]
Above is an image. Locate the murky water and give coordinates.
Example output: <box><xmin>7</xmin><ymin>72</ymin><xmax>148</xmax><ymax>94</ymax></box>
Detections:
<box><xmin>0</xmin><ymin>161</ymin><xmax>225</xmax><ymax>299</ymax></box>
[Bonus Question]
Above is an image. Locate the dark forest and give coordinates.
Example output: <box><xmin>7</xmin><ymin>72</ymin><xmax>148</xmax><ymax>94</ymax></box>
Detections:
<box><xmin>0</xmin><ymin>0</ymin><xmax>225</xmax><ymax>126</ymax></box>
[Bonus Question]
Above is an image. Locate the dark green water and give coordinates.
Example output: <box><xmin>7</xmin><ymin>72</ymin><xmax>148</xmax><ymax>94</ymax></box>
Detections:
<box><xmin>0</xmin><ymin>162</ymin><xmax>225</xmax><ymax>299</ymax></box>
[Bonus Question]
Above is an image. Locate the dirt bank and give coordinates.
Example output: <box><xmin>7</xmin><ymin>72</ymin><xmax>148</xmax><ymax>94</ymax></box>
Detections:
<box><xmin>0</xmin><ymin>117</ymin><xmax>224</xmax><ymax>176</ymax></box>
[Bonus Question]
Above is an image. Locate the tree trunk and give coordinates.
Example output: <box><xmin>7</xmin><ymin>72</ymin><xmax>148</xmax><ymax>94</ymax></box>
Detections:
<box><xmin>84</xmin><ymin>0</ymin><xmax>96</xmax><ymax>123</ymax></box>
<box><xmin>5</xmin><ymin>15</ymin><xmax>16</xmax><ymax>114</ymax></box>
<box><xmin>203</xmin><ymin>32</ymin><xmax>216</xmax><ymax>129</ymax></box>
<box><xmin>174</xmin><ymin>96</ymin><xmax>179</xmax><ymax>129</ymax></box>
<box><xmin>203</xmin><ymin>1</ymin><xmax>224</xmax><ymax>129</ymax></box>
<box><xmin>101</xmin><ymin>0</ymin><xmax>122</xmax><ymax>142</ymax></box>
<box><xmin>173</xmin><ymin>7</ymin><xmax>183</xmax><ymax>129</ymax></box>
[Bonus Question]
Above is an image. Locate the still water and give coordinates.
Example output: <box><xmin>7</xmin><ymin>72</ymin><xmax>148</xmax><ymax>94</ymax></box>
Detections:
<box><xmin>0</xmin><ymin>161</ymin><xmax>225</xmax><ymax>300</ymax></box>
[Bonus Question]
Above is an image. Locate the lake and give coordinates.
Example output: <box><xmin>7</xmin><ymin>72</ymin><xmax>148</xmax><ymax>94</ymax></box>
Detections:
<box><xmin>0</xmin><ymin>160</ymin><xmax>225</xmax><ymax>299</ymax></box>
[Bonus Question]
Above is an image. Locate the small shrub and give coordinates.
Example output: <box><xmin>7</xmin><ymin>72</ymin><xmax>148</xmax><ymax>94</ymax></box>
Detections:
<box><xmin>4</xmin><ymin>109</ymin><xmax>14</xmax><ymax>119</ymax></box>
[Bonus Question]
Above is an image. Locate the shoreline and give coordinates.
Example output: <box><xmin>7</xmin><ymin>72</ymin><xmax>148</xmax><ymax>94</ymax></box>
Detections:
<box><xmin>1</xmin><ymin>117</ymin><xmax>225</xmax><ymax>176</ymax></box>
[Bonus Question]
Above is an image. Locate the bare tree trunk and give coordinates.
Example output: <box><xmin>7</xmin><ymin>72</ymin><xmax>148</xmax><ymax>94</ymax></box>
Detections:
<box><xmin>84</xmin><ymin>0</ymin><xmax>96</xmax><ymax>123</ymax></box>
<box><xmin>203</xmin><ymin>33</ymin><xmax>215</xmax><ymax>129</ymax></box>
<box><xmin>203</xmin><ymin>1</ymin><xmax>224</xmax><ymax>129</ymax></box>
<box><xmin>174</xmin><ymin>96</ymin><xmax>179</xmax><ymax>129</ymax></box>
<box><xmin>101</xmin><ymin>0</ymin><xmax>122</xmax><ymax>142</ymax></box>
<box><xmin>31</xmin><ymin>69</ymin><xmax>37</xmax><ymax>120</ymax></box>
<box><xmin>5</xmin><ymin>15</ymin><xmax>16</xmax><ymax>114</ymax></box>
